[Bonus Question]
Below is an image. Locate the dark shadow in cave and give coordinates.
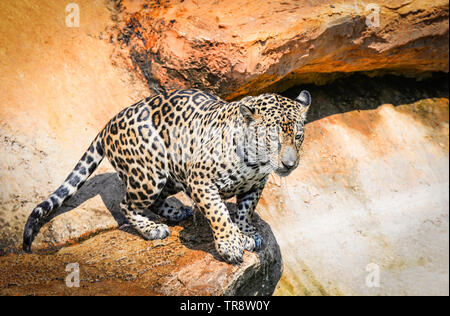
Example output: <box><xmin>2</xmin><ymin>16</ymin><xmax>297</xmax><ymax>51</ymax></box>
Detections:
<box><xmin>280</xmin><ymin>72</ymin><xmax>449</xmax><ymax>123</ymax></box>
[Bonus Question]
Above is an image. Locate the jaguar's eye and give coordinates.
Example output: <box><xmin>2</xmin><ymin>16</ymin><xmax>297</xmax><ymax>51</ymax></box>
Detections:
<box><xmin>295</xmin><ymin>133</ymin><xmax>304</xmax><ymax>141</ymax></box>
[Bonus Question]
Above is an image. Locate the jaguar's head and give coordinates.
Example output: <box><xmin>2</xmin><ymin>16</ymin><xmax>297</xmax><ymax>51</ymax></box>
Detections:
<box><xmin>239</xmin><ymin>90</ymin><xmax>311</xmax><ymax>177</ymax></box>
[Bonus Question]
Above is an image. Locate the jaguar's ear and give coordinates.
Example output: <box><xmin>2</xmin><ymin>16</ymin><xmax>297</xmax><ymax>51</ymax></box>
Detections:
<box><xmin>296</xmin><ymin>90</ymin><xmax>311</xmax><ymax>109</ymax></box>
<box><xmin>240</xmin><ymin>102</ymin><xmax>257</xmax><ymax>123</ymax></box>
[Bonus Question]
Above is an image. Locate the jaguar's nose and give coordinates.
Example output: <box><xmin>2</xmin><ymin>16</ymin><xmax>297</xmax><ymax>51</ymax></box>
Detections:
<box><xmin>281</xmin><ymin>146</ymin><xmax>297</xmax><ymax>170</ymax></box>
<box><xmin>281</xmin><ymin>159</ymin><xmax>296</xmax><ymax>169</ymax></box>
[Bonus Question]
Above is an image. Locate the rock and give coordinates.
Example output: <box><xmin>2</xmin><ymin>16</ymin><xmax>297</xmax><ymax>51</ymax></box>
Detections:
<box><xmin>0</xmin><ymin>204</ymin><xmax>282</xmax><ymax>296</ymax></box>
<box><xmin>109</xmin><ymin>0</ymin><xmax>449</xmax><ymax>99</ymax></box>
<box><xmin>0</xmin><ymin>0</ymin><xmax>150</xmax><ymax>252</ymax></box>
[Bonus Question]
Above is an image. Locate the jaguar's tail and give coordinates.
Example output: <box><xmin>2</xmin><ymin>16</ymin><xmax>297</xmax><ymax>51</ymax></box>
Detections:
<box><xmin>23</xmin><ymin>132</ymin><xmax>106</xmax><ymax>253</ymax></box>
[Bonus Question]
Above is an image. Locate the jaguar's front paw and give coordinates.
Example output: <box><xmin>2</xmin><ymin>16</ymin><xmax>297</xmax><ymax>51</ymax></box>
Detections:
<box><xmin>251</xmin><ymin>233</ymin><xmax>263</xmax><ymax>249</ymax></box>
<box><xmin>215</xmin><ymin>232</ymin><xmax>246</xmax><ymax>264</ymax></box>
<box><xmin>141</xmin><ymin>223</ymin><xmax>171</xmax><ymax>240</ymax></box>
<box><xmin>241</xmin><ymin>232</ymin><xmax>263</xmax><ymax>250</ymax></box>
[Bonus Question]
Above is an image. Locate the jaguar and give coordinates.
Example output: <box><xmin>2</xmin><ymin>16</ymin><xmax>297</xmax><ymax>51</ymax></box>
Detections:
<box><xmin>23</xmin><ymin>89</ymin><xmax>311</xmax><ymax>264</ymax></box>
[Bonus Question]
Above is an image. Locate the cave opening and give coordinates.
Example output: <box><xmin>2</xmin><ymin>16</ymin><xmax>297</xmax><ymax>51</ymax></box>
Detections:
<box><xmin>279</xmin><ymin>72</ymin><xmax>449</xmax><ymax>123</ymax></box>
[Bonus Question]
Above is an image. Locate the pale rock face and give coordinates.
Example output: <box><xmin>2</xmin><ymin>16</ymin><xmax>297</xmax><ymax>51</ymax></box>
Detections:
<box><xmin>265</xmin><ymin>97</ymin><xmax>449</xmax><ymax>296</ymax></box>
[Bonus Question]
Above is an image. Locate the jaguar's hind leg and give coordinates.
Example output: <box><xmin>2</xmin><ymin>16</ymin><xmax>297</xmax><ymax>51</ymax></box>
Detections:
<box><xmin>120</xmin><ymin>198</ymin><xmax>170</xmax><ymax>240</ymax></box>
<box><xmin>150</xmin><ymin>183</ymin><xmax>193</xmax><ymax>223</ymax></box>
<box><xmin>118</xmin><ymin>170</ymin><xmax>171</xmax><ymax>240</ymax></box>
<box><xmin>153</xmin><ymin>200</ymin><xmax>193</xmax><ymax>223</ymax></box>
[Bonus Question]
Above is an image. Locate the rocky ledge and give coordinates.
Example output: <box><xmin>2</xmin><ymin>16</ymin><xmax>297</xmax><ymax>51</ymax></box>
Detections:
<box><xmin>109</xmin><ymin>0</ymin><xmax>449</xmax><ymax>99</ymax></box>
<box><xmin>0</xmin><ymin>203</ymin><xmax>282</xmax><ymax>296</ymax></box>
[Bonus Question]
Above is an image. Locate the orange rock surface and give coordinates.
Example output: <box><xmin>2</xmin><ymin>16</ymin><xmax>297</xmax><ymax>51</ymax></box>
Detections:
<box><xmin>110</xmin><ymin>0</ymin><xmax>449</xmax><ymax>99</ymax></box>
<box><xmin>0</xmin><ymin>0</ymin><xmax>149</xmax><ymax>251</ymax></box>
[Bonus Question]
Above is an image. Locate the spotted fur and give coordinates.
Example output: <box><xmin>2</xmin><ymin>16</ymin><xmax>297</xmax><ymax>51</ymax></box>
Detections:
<box><xmin>23</xmin><ymin>89</ymin><xmax>311</xmax><ymax>264</ymax></box>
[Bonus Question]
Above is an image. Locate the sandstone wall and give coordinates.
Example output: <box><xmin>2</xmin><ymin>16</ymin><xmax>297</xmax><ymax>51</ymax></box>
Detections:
<box><xmin>109</xmin><ymin>0</ymin><xmax>449</xmax><ymax>99</ymax></box>
<box><xmin>0</xmin><ymin>0</ymin><xmax>149</xmax><ymax>249</ymax></box>
<box><xmin>268</xmin><ymin>93</ymin><xmax>449</xmax><ymax>295</ymax></box>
